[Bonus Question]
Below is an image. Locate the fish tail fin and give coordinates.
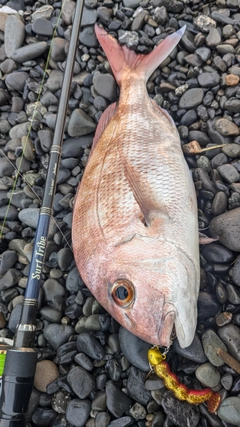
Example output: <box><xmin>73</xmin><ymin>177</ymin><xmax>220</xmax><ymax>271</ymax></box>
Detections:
<box><xmin>95</xmin><ymin>24</ymin><xmax>185</xmax><ymax>84</ymax></box>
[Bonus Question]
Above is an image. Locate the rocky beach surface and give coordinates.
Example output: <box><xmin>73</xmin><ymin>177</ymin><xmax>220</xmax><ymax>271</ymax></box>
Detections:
<box><xmin>0</xmin><ymin>0</ymin><xmax>240</xmax><ymax>426</ymax></box>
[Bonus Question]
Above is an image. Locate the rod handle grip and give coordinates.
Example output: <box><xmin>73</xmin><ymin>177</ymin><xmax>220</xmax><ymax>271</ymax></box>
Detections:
<box><xmin>0</xmin><ymin>348</ymin><xmax>37</xmax><ymax>427</ymax></box>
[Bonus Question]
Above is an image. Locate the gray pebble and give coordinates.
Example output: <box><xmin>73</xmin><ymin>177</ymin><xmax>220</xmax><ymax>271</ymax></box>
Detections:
<box><xmin>212</xmin><ymin>191</ymin><xmax>227</xmax><ymax>216</ymax></box>
<box><xmin>218</xmin><ymin>324</ymin><xmax>240</xmax><ymax>361</ymax></box>
<box><xmin>127</xmin><ymin>366</ymin><xmax>151</xmax><ymax>406</ymax></box>
<box><xmin>44</xmin><ymin>324</ymin><xmax>74</xmax><ymax>350</ymax></box>
<box><xmin>224</xmin><ymin>98</ymin><xmax>240</xmax><ymax>113</ymax></box>
<box><xmin>206</xmin><ymin>28</ymin><xmax>221</xmax><ymax>47</ymax></box>
<box><xmin>32</xmin><ymin>5</ymin><xmax>54</xmax><ymax>21</ymax></box>
<box><xmin>74</xmin><ymin>352</ymin><xmax>94</xmax><ymax>371</ymax></box>
<box><xmin>179</xmin><ymin>88</ymin><xmax>204</xmax><ymax>109</ymax></box>
<box><xmin>32</xmin><ymin>18</ymin><xmax>53</xmax><ymax>37</ymax></box>
<box><xmin>0</xmin><ymin>205</ymin><xmax>18</xmax><ymax>220</ymax></box>
<box><xmin>119</xmin><ymin>326</ymin><xmax>151</xmax><ymax>371</ymax></box>
<box><xmin>226</xmin><ymin>284</ymin><xmax>240</xmax><ymax>305</ymax></box>
<box><xmin>210</xmin><ymin>207</ymin><xmax>240</xmax><ymax>251</ymax></box>
<box><xmin>40</xmin><ymin>307</ymin><xmax>62</xmax><ymax>323</ymax></box>
<box><xmin>195</xmin><ymin>362</ymin><xmax>221</xmax><ymax>388</ymax></box>
<box><xmin>218</xmin><ymin>397</ymin><xmax>240</xmax><ymax>425</ymax></box>
<box><xmin>18</xmin><ymin>208</ymin><xmax>39</xmax><ymax>229</ymax></box>
<box><xmin>0</xmin><ymin>58</ymin><xmax>17</xmax><ymax>74</ymax></box>
<box><xmin>201</xmin><ymin>329</ymin><xmax>227</xmax><ymax>366</ymax></box>
<box><xmin>42</xmin><ymin>279</ymin><xmax>65</xmax><ymax>311</ymax></box>
<box><xmin>11</xmin><ymin>42</ymin><xmax>48</xmax><ymax>63</ymax></box>
<box><xmin>93</xmin><ymin>71</ymin><xmax>117</xmax><ymax>102</ymax></box>
<box><xmin>231</xmin><ymin>255</ymin><xmax>240</xmax><ymax>286</ymax></box>
<box><xmin>4</xmin><ymin>14</ymin><xmax>25</xmax><ymax>58</ymax></box>
<box><xmin>106</xmin><ymin>380</ymin><xmax>132</xmax><ymax>418</ymax></box>
<box><xmin>222</xmin><ymin>143</ymin><xmax>240</xmax><ymax>158</ymax></box>
<box><xmin>67</xmin><ymin>366</ymin><xmax>95</xmax><ymax>398</ymax></box>
<box><xmin>66</xmin><ymin>399</ymin><xmax>91</xmax><ymax>427</ymax></box>
<box><xmin>8</xmin><ymin>303</ymin><xmax>22</xmax><ymax>332</ymax></box>
<box><xmin>95</xmin><ymin>412</ymin><xmax>111</xmax><ymax>427</ymax></box>
<box><xmin>68</xmin><ymin>109</ymin><xmax>96</xmax><ymax>137</ymax></box>
<box><xmin>201</xmin><ymin>242</ymin><xmax>234</xmax><ymax>264</ymax></box>
<box><xmin>108</xmin><ymin>416</ymin><xmax>134</xmax><ymax>427</ymax></box>
<box><xmin>198</xmin><ymin>72</ymin><xmax>220</xmax><ymax>87</ymax></box>
<box><xmin>162</xmin><ymin>391</ymin><xmax>200</xmax><ymax>427</ymax></box>
<box><xmin>77</xmin><ymin>332</ymin><xmax>105</xmax><ymax>360</ymax></box>
<box><xmin>50</xmin><ymin>38</ymin><xmax>67</xmax><ymax>62</ymax></box>
<box><xmin>129</xmin><ymin>402</ymin><xmax>147</xmax><ymax>420</ymax></box>
<box><xmin>0</xmin><ymin>250</ymin><xmax>17</xmax><ymax>275</ymax></box>
<box><xmin>173</xmin><ymin>333</ymin><xmax>207</xmax><ymax>363</ymax></box>
<box><xmin>79</xmin><ymin>26</ymin><xmax>98</xmax><ymax>47</ymax></box>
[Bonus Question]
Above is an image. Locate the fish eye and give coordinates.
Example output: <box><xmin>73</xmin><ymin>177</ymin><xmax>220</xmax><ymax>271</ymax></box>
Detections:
<box><xmin>111</xmin><ymin>279</ymin><xmax>134</xmax><ymax>308</ymax></box>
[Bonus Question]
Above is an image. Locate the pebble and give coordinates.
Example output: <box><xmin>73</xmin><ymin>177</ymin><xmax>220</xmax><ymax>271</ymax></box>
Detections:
<box><xmin>195</xmin><ymin>362</ymin><xmax>221</xmax><ymax>388</ymax></box>
<box><xmin>119</xmin><ymin>326</ymin><xmax>151</xmax><ymax>371</ymax></box>
<box><xmin>95</xmin><ymin>412</ymin><xmax>111</xmax><ymax>427</ymax></box>
<box><xmin>32</xmin><ymin>18</ymin><xmax>53</xmax><ymax>37</ymax></box>
<box><xmin>127</xmin><ymin>366</ymin><xmax>151</xmax><ymax>406</ymax></box>
<box><xmin>198</xmin><ymin>72</ymin><xmax>220</xmax><ymax>87</ymax></box>
<box><xmin>0</xmin><ymin>250</ymin><xmax>17</xmax><ymax>275</ymax></box>
<box><xmin>32</xmin><ymin>408</ymin><xmax>56</xmax><ymax>426</ymax></box>
<box><xmin>209</xmin><ymin>208</ymin><xmax>240</xmax><ymax>251</ymax></box>
<box><xmin>215</xmin><ymin>118</ymin><xmax>239</xmax><ymax>136</ymax></box>
<box><xmin>161</xmin><ymin>391</ymin><xmax>200</xmax><ymax>427</ymax></box>
<box><xmin>11</xmin><ymin>42</ymin><xmax>48</xmax><ymax>63</ymax></box>
<box><xmin>93</xmin><ymin>71</ymin><xmax>117</xmax><ymax>102</ymax></box>
<box><xmin>44</xmin><ymin>324</ymin><xmax>74</xmax><ymax>350</ymax></box>
<box><xmin>76</xmin><ymin>332</ymin><xmax>105</xmax><ymax>360</ymax></box>
<box><xmin>18</xmin><ymin>208</ymin><xmax>39</xmax><ymax>229</ymax></box>
<box><xmin>201</xmin><ymin>329</ymin><xmax>227</xmax><ymax>367</ymax></box>
<box><xmin>218</xmin><ymin>324</ymin><xmax>240</xmax><ymax>361</ymax></box>
<box><xmin>105</xmin><ymin>381</ymin><xmax>132</xmax><ymax>417</ymax></box>
<box><xmin>51</xmin><ymin>390</ymin><xmax>71</xmax><ymax>414</ymax></box>
<box><xmin>66</xmin><ymin>399</ymin><xmax>91</xmax><ymax>427</ymax></box>
<box><xmin>4</xmin><ymin>14</ymin><xmax>25</xmax><ymax>58</ymax></box>
<box><xmin>34</xmin><ymin>360</ymin><xmax>60</xmax><ymax>392</ymax></box>
<box><xmin>68</xmin><ymin>109</ymin><xmax>96</xmax><ymax>137</ymax></box>
<box><xmin>67</xmin><ymin>366</ymin><xmax>95</xmax><ymax>399</ymax></box>
<box><xmin>231</xmin><ymin>255</ymin><xmax>240</xmax><ymax>286</ymax></box>
<box><xmin>179</xmin><ymin>88</ymin><xmax>204</xmax><ymax>109</ymax></box>
<box><xmin>218</xmin><ymin>397</ymin><xmax>240</xmax><ymax>425</ymax></box>
<box><xmin>173</xmin><ymin>334</ymin><xmax>207</xmax><ymax>363</ymax></box>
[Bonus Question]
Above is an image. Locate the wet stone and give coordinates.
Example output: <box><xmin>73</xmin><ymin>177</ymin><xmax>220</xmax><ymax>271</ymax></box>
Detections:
<box><xmin>32</xmin><ymin>18</ymin><xmax>53</xmax><ymax>37</ymax></box>
<box><xmin>195</xmin><ymin>362</ymin><xmax>221</xmax><ymax>388</ymax></box>
<box><xmin>210</xmin><ymin>207</ymin><xmax>240</xmax><ymax>251</ymax></box>
<box><xmin>226</xmin><ymin>284</ymin><xmax>240</xmax><ymax>305</ymax></box>
<box><xmin>222</xmin><ymin>143</ymin><xmax>240</xmax><ymax>158</ymax></box>
<box><xmin>68</xmin><ymin>109</ymin><xmax>96</xmax><ymax>137</ymax></box>
<box><xmin>162</xmin><ymin>391</ymin><xmax>200</xmax><ymax>427</ymax></box>
<box><xmin>179</xmin><ymin>88</ymin><xmax>204</xmax><ymax>109</ymax></box>
<box><xmin>79</xmin><ymin>26</ymin><xmax>98</xmax><ymax>47</ymax></box>
<box><xmin>76</xmin><ymin>332</ymin><xmax>105</xmax><ymax>360</ymax></box>
<box><xmin>215</xmin><ymin>118</ymin><xmax>239</xmax><ymax>136</ymax></box>
<box><xmin>11</xmin><ymin>42</ymin><xmax>48</xmax><ymax>63</ymax></box>
<box><xmin>201</xmin><ymin>243</ymin><xmax>234</xmax><ymax>264</ymax></box>
<box><xmin>231</xmin><ymin>255</ymin><xmax>240</xmax><ymax>286</ymax></box>
<box><xmin>173</xmin><ymin>333</ymin><xmax>207</xmax><ymax>363</ymax></box>
<box><xmin>212</xmin><ymin>191</ymin><xmax>228</xmax><ymax>216</ymax></box>
<box><xmin>198</xmin><ymin>72</ymin><xmax>220</xmax><ymax>87</ymax></box>
<box><xmin>201</xmin><ymin>329</ymin><xmax>227</xmax><ymax>367</ymax></box>
<box><xmin>218</xmin><ymin>397</ymin><xmax>240</xmax><ymax>425</ymax></box>
<box><xmin>197</xmin><ymin>292</ymin><xmax>220</xmax><ymax>321</ymax></box>
<box><xmin>127</xmin><ymin>366</ymin><xmax>151</xmax><ymax>406</ymax></box>
<box><xmin>44</xmin><ymin>324</ymin><xmax>74</xmax><ymax>350</ymax></box>
<box><xmin>119</xmin><ymin>326</ymin><xmax>151</xmax><ymax>371</ymax></box>
<box><xmin>67</xmin><ymin>366</ymin><xmax>95</xmax><ymax>399</ymax></box>
<box><xmin>66</xmin><ymin>399</ymin><xmax>91</xmax><ymax>427</ymax></box>
<box><xmin>4</xmin><ymin>14</ymin><xmax>25</xmax><ymax>58</ymax></box>
<box><xmin>32</xmin><ymin>408</ymin><xmax>56</xmax><ymax>427</ymax></box>
<box><xmin>105</xmin><ymin>381</ymin><xmax>132</xmax><ymax>418</ymax></box>
<box><xmin>34</xmin><ymin>360</ymin><xmax>60</xmax><ymax>393</ymax></box>
<box><xmin>95</xmin><ymin>412</ymin><xmax>111</xmax><ymax>427</ymax></box>
<box><xmin>93</xmin><ymin>71</ymin><xmax>117</xmax><ymax>102</ymax></box>
<box><xmin>218</xmin><ymin>324</ymin><xmax>240</xmax><ymax>361</ymax></box>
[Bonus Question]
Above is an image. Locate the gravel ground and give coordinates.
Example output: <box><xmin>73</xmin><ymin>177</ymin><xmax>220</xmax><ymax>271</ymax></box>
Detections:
<box><xmin>0</xmin><ymin>0</ymin><xmax>240</xmax><ymax>426</ymax></box>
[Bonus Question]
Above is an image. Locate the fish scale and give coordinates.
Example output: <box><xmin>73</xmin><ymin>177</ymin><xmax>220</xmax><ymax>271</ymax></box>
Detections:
<box><xmin>73</xmin><ymin>24</ymin><xmax>200</xmax><ymax>348</ymax></box>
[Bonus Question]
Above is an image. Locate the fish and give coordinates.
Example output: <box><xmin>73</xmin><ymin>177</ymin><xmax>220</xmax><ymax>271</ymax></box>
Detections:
<box><xmin>72</xmin><ymin>24</ymin><xmax>200</xmax><ymax>349</ymax></box>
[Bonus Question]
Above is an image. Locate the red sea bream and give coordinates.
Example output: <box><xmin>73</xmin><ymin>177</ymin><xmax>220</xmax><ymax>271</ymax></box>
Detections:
<box><xmin>72</xmin><ymin>24</ymin><xmax>200</xmax><ymax>348</ymax></box>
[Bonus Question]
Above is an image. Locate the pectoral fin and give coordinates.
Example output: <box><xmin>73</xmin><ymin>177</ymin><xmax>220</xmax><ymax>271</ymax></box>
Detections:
<box><xmin>123</xmin><ymin>160</ymin><xmax>169</xmax><ymax>226</ymax></box>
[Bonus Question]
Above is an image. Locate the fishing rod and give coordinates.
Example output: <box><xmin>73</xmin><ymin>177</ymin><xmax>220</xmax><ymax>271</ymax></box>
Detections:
<box><xmin>0</xmin><ymin>0</ymin><xmax>84</xmax><ymax>424</ymax></box>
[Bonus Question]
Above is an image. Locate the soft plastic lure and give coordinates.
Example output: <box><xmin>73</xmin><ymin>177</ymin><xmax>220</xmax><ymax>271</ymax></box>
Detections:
<box><xmin>148</xmin><ymin>347</ymin><xmax>221</xmax><ymax>413</ymax></box>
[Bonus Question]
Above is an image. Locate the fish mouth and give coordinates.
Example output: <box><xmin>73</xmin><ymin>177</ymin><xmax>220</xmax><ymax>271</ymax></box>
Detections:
<box><xmin>156</xmin><ymin>303</ymin><xmax>177</xmax><ymax>347</ymax></box>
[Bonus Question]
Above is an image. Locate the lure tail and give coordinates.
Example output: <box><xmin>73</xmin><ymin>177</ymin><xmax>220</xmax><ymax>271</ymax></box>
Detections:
<box><xmin>95</xmin><ymin>24</ymin><xmax>185</xmax><ymax>84</ymax></box>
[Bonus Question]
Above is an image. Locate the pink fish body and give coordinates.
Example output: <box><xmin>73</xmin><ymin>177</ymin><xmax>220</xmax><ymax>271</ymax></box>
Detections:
<box><xmin>72</xmin><ymin>25</ymin><xmax>200</xmax><ymax>348</ymax></box>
